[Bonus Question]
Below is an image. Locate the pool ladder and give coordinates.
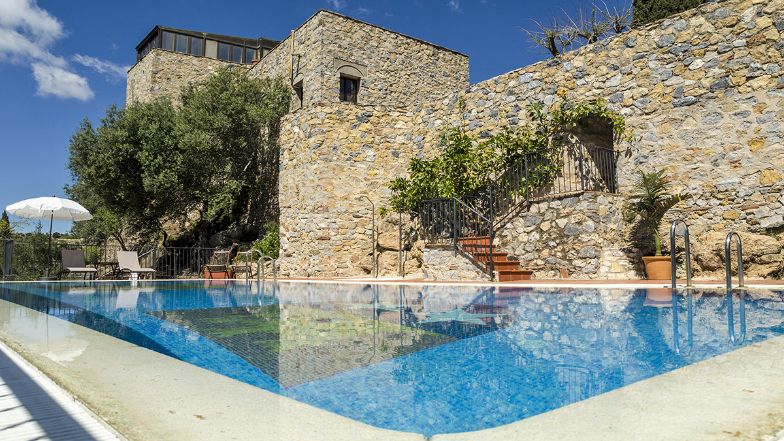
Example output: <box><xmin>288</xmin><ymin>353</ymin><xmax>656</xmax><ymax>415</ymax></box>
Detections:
<box><xmin>671</xmin><ymin>222</ymin><xmax>747</xmax><ymax>344</ymax></box>
<box><xmin>724</xmin><ymin>232</ymin><xmax>745</xmax><ymax>291</ymax></box>
<box><xmin>725</xmin><ymin>231</ymin><xmax>746</xmax><ymax>344</ymax></box>
<box><xmin>669</xmin><ymin>220</ymin><xmax>693</xmax><ymax>289</ymax></box>
<box><xmin>670</xmin><ymin>222</ymin><xmax>746</xmax><ymax>291</ymax></box>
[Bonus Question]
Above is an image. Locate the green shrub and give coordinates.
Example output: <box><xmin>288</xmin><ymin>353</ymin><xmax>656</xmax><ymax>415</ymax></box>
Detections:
<box><xmin>389</xmin><ymin>98</ymin><xmax>632</xmax><ymax>212</ymax></box>
<box><xmin>253</xmin><ymin>222</ymin><xmax>280</xmax><ymax>259</ymax></box>
<box><xmin>632</xmin><ymin>0</ymin><xmax>707</xmax><ymax>26</ymax></box>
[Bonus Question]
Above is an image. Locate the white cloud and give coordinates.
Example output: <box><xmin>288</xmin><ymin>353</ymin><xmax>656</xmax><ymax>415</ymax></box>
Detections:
<box><xmin>327</xmin><ymin>0</ymin><xmax>346</xmax><ymax>10</ymax></box>
<box><xmin>73</xmin><ymin>54</ymin><xmax>131</xmax><ymax>83</ymax></box>
<box><xmin>0</xmin><ymin>0</ymin><xmax>93</xmax><ymax>100</ymax></box>
<box><xmin>0</xmin><ymin>0</ymin><xmax>62</xmax><ymax>45</ymax></box>
<box><xmin>32</xmin><ymin>63</ymin><xmax>93</xmax><ymax>100</ymax></box>
<box><xmin>447</xmin><ymin>0</ymin><xmax>461</xmax><ymax>12</ymax></box>
<box><xmin>356</xmin><ymin>7</ymin><xmax>371</xmax><ymax>16</ymax></box>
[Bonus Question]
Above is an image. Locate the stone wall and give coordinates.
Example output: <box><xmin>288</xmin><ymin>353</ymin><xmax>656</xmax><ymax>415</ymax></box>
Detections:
<box><xmin>412</xmin><ymin>0</ymin><xmax>784</xmax><ymax>279</ymax></box>
<box><xmin>250</xmin><ymin>10</ymin><xmax>469</xmax><ymax>109</ymax></box>
<box><xmin>422</xmin><ymin>247</ymin><xmax>489</xmax><ymax>281</ymax></box>
<box><xmin>126</xmin><ymin>49</ymin><xmax>246</xmax><ymax>104</ymax></box>
<box><xmin>497</xmin><ymin>193</ymin><xmax>639</xmax><ymax>279</ymax></box>
<box><xmin>276</xmin><ymin>103</ymin><xmax>432</xmax><ymax>277</ymax></box>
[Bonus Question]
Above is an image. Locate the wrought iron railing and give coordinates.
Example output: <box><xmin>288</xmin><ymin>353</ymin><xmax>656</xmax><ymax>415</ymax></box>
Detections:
<box><xmin>419</xmin><ymin>145</ymin><xmax>618</xmax><ymax>276</ymax></box>
<box><xmin>0</xmin><ymin>239</ymin><xmax>219</xmax><ymax>281</ymax></box>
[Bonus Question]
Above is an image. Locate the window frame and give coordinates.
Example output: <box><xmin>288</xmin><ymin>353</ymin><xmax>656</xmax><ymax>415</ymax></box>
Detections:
<box><xmin>339</xmin><ymin>75</ymin><xmax>359</xmax><ymax>104</ymax></box>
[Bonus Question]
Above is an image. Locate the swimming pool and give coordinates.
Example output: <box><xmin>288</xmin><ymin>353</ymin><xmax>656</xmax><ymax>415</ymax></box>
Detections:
<box><xmin>0</xmin><ymin>281</ymin><xmax>782</xmax><ymax>436</ymax></box>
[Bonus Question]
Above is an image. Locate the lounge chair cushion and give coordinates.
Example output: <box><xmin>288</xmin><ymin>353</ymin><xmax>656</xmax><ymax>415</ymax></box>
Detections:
<box><xmin>61</xmin><ymin>250</ymin><xmax>98</xmax><ymax>274</ymax></box>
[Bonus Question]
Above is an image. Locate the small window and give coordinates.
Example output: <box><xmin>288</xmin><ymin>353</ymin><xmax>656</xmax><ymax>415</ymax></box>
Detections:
<box><xmin>175</xmin><ymin>34</ymin><xmax>188</xmax><ymax>53</ymax></box>
<box><xmin>245</xmin><ymin>48</ymin><xmax>256</xmax><ymax>64</ymax></box>
<box><xmin>217</xmin><ymin>42</ymin><xmax>230</xmax><ymax>61</ymax></box>
<box><xmin>189</xmin><ymin>37</ymin><xmax>203</xmax><ymax>56</ymax></box>
<box><xmin>293</xmin><ymin>81</ymin><xmax>304</xmax><ymax>108</ymax></box>
<box><xmin>162</xmin><ymin>31</ymin><xmax>175</xmax><ymax>51</ymax></box>
<box><xmin>340</xmin><ymin>76</ymin><xmax>359</xmax><ymax>103</ymax></box>
<box><xmin>231</xmin><ymin>46</ymin><xmax>243</xmax><ymax>63</ymax></box>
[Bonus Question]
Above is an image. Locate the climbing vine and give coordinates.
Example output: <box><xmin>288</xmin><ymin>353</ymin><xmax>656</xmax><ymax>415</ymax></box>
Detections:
<box><xmin>389</xmin><ymin>98</ymin><xmax>632</xmax><ymax>212</ymax></box>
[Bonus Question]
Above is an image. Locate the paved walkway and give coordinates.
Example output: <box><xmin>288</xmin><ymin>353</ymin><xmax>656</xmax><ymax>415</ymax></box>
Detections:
<box><xmin>0</xmin><ymin>343</ymin><xmax>120</xmax><ymax>441</ymax></box>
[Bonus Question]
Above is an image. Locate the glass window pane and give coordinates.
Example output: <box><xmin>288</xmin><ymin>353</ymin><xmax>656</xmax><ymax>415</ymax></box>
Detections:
<box><xmin>190</xmin><ymin>37</ymin><xmax>203</xmax><ymax>56</ymax></box>
<box><xmin>217</xmin><ymin>43</ymin><xmax>230</xmax><ymax>61</ymax></box>
<box><xmin>245</xmin><ymin>48</ymin><xmax>255</xmax><ymax>63</ymax></box>
<box><xmin>232</xmin><ymin>46</ymin><xmax>242</xmax><ymax>63</ymax></box>
<box><xmin>175</xmin><ymin>34</ymin><xmax>188</xmax><ymax>53</ymax></box>
<box><xmin>162</xmin><ymin>31</ymin><xmax>175</xmax><ymax>51</ymax></box>
<box><xmin>340</xmin><ymin>77</ymin><xmax>358</xmax><ymax>103</ymax></box>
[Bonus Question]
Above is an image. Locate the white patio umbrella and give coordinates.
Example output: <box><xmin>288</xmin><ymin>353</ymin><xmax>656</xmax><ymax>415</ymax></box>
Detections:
<box><xmin>5</xmin><ymin>196</ymin><xmax>92</xmax><ymax>277</ymax></box>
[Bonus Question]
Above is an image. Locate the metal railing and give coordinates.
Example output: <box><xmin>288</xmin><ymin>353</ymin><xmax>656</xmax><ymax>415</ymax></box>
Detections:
<box><xmin>0</xmin><ymin>239</ymin><xmax>220</xmax><ymax>280</ymax></box>
<box><xmin>727</xmin><ymin>291</ymin><xmax>747</xmax><ymax>345</ymax></box>
<box><xmin>724</xmin><ymin>232</ymin><xmax>745</xmax><ymax>291</ymax></box>
<box><xmin>672</xmin><ymin>292</ymin><xmax>694</xmax><ymax>356</ymax></box>
<box><xmin>418</xmin><ymin>146</ymin><xmax>618</xmax><ymax>276</ymax></box>
<box><xmin>147</xmin><ymin>246</ymin><xmax>217</xmax><ymax>279</ymax></box>
<box><xmin>420</xmin><ymin>198</ymin><xmax>495</xmax><ymax>279</ymax></box>
<box><xmin>669</xmin><ymin>220</ymin><xmax>693</xmax><ymax>289</ymax></box>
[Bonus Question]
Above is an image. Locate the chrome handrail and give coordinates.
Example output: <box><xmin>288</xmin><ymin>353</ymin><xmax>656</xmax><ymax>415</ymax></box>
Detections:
<box><xmin>672</xmin><ymin>291</ymin><xmax>694</xmax><ymax>356</ymax></box>
<box><xmin>727</xmin><ymin>291</ymin><xmax>746</xmax><ymax>345</ymax></box>
<box><xmin>252</xmin><ymin>250</ymin><xmax>277</xmax><ymax>282</ymax></box>
<box><xmin>724</xmin><ymin>232</ymin><xmax>745</xmax><ymax>291</ymax></box>
<box><xmin>669</xmin><ymin>220</ymin><xmax>693</xmax><ymax>289</ymax></box>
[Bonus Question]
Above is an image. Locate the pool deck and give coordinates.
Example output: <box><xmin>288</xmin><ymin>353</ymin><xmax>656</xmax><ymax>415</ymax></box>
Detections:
<box><xmin>0</xmin><ymin>339</ymin><xmax>120</xmax><ymax>441</ymax></box>
<box><xmin>0</xmin><ymin>282</ymin><xmax>783</xmax><ymax>440</ymax></box>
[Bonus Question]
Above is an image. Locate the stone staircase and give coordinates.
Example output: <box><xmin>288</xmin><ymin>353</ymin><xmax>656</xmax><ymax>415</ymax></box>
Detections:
<box><xmin>457</xmin><ymin>236</ymin><xmax>533</xmax><ymax>282</ymax></box>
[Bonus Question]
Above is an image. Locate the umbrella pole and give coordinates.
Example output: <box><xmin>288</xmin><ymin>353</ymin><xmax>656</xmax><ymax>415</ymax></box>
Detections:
<box><xmin>46</xmin><ymin>211</ymin><xmax>53</xmax><ymax>277</ymax></box>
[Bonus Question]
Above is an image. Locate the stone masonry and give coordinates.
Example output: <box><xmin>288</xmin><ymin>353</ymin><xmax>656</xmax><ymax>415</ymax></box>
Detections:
<box><xmin>127</xmin><ymin>49</ymin><xmax>249</xmax><ymax>104</ymax></box>
<box><xmin>415</xmin><ymin>0</ymin><xmax>784</xmax><ymax>280</ymax></box>
<box><xmin>127</xmin><ymin>0</ymin><xmax>784</xmax><ymax>279</ymax></box>
<box><xmin>249</xmin><ymin>11</ymin><xmax>469</xmax><ymax>109</ymax></box>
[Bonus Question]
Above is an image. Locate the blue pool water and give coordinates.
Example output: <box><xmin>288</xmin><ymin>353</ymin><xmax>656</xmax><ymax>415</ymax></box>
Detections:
<box><xmin>0</xmin><ymin>281</ymin><xmax>782</xmax><ymax>435</ymax></box>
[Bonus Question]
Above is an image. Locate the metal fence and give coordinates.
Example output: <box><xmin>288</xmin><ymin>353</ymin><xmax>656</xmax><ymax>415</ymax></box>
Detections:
<box><xmin>0</xmin><ymin>238</ymin><xmax>218</xmax><ymax>281</ymax></box>
<box><xmin>418</xmin><ymin>145</ymin><xmax>619</xmax><ymax>276</ymax></box>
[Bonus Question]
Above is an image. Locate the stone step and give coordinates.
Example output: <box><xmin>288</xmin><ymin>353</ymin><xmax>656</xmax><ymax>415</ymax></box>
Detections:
<box><xmin>471</xmin><ymin>251</ymin><xmax>510</xmax><ymax>262</ymax></box>
<box><xmin>497</xmin><ymin>269</ymin><xmax>534</xmax><ymax>282</ymax></box>
<box><xmin>457</xmin><ymin>236</ymin><xmax>491</xmax><ymax>246</ymax></box>
<box><xmin>488</xmin><ymin>260</ymin><xmax>521</xmax><ymax>271</ymax></box>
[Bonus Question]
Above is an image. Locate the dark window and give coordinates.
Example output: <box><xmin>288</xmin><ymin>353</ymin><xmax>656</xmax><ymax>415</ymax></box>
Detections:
<box><xmin>189</xmin><ymin>37</ymin><xmax>203</xmax><ymax>56</ymax></box>
<box><xmin>245</xmin><ymin>48</ymin><xmax>256</xmax><ymax>64</ymax></box>
<box><xmin>217</xmin><ymin>42</ymin><xmax>230</xmax><ymax>61</ymax></box>
<box><xmin>231</xmin><ymin>46</ymin><xmax>243</xmax><ymax>63</ymax></box>
<box><xmin>340</xmin><ymin>76</ymin><xmax>359</xmax><ymax>103</ymax></box>
<box><xmin>162</xmin><ymin>31</ymin><xmax>175</xmax><ymax>51</ymax></box>
<box><xmin>175</xmin><ymin>34</ymin><xmax>188</xmax><ymax>53</ymax></box>
<box><xmin>293</xmin><ymin>81</ymin><xmax>303</xmax><ymax>108</ymax></box>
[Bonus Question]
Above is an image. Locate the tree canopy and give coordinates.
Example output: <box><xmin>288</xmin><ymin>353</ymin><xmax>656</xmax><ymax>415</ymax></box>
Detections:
<box><xmin>67</xmin><ymin>68</ymin><xmax>290</xmax><ymax>246</ymax></box>
<box><xmin>0</xmin><ymin>210</ymin><xmax>11</xmax><ymax>238</ymax></box>
<box><xmin>632</xmin><ymin>0</ymin><xmax>706</xmax><ymax>26</ymax></box>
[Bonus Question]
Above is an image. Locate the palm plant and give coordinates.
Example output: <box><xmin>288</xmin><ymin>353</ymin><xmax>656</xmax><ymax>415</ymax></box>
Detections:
<box><xmin>623</xmin><ymin>170</ymin><xmax>690</xmax><ymax>256</ymax></box>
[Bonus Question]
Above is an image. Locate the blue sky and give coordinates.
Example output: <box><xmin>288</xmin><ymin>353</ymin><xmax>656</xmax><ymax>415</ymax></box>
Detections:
<box><xmin>0</xmin><ymin>0</ymin><xmax>630</xmax><ymax>232</ymax></box>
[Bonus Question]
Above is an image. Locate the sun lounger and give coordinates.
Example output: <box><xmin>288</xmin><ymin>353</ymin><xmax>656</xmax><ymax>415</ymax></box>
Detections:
<box><xmin>61</xmin><ymin>250</ymin><xmax>98</xmax><ymax>280</ymax></box>
<box><xmin>203</xmin><ymin>244</ymin><xmax>237</xmax><ymax>279</ymax></box>
<box><xmin>117</xmin><ymin>251</ymin><xmax>156</xmax><ymax>279</ymax></box>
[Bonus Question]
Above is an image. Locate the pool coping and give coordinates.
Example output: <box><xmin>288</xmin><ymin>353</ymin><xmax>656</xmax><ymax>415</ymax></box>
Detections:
<box><xmin>1</xmin><ymin>283</ymin><xmax>784</xmax><ymax>440</ymax></box>
<box><xmin>2</xmin><ymin>277</ymin><xmax>783</xmax><ymax>290</ymax></box>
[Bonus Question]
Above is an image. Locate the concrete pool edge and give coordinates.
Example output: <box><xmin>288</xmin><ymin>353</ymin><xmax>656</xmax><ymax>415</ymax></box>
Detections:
<box><xmin>2</xmin><ymin>277</ymin><xmax>783</xmax><ymax>290</ymax></box>
<box><xmin>0</xmin><ymin>298</ymin><xmax>425</xmax><ymax>441</ymax></box>
<box><xmin>434</xmin><ymin>335</ymin><xmax>784</xmax><ymax>441</ymax></box>
<box><xmin>1</xmin><ymin>287</ymin><xmax>784</xmax><ymax>440</ymax></box>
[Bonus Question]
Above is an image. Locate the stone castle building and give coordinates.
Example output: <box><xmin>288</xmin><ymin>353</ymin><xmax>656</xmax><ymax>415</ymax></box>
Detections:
<box><xmin>127</xmin><ymin>0</ymin><xmax>784</xmax><ymax>280</ymax></box>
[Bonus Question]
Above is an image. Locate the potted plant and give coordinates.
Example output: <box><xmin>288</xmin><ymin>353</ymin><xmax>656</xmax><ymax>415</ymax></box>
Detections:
<box><xmin>624</xmin><ymin>170</ymin><xmax>690</xmax><ymax>280</ymax></box>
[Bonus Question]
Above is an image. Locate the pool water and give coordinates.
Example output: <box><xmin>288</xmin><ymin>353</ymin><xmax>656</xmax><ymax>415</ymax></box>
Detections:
<box><xmin>0</xmin><ymin>281</ymin><xmax>782</xmax><ymax>435</ymax></box>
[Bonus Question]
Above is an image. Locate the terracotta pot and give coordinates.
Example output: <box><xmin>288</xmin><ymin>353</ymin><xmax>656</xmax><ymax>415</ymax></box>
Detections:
<box><xmin>642</xmin><ymin>256</ymin><xmax>672</xmax><ymax>280</ymax></box>
<box><xmin>644</xmin><ymin>288</ymin><xmax>673</xmax><ymax>308</ymax></box>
